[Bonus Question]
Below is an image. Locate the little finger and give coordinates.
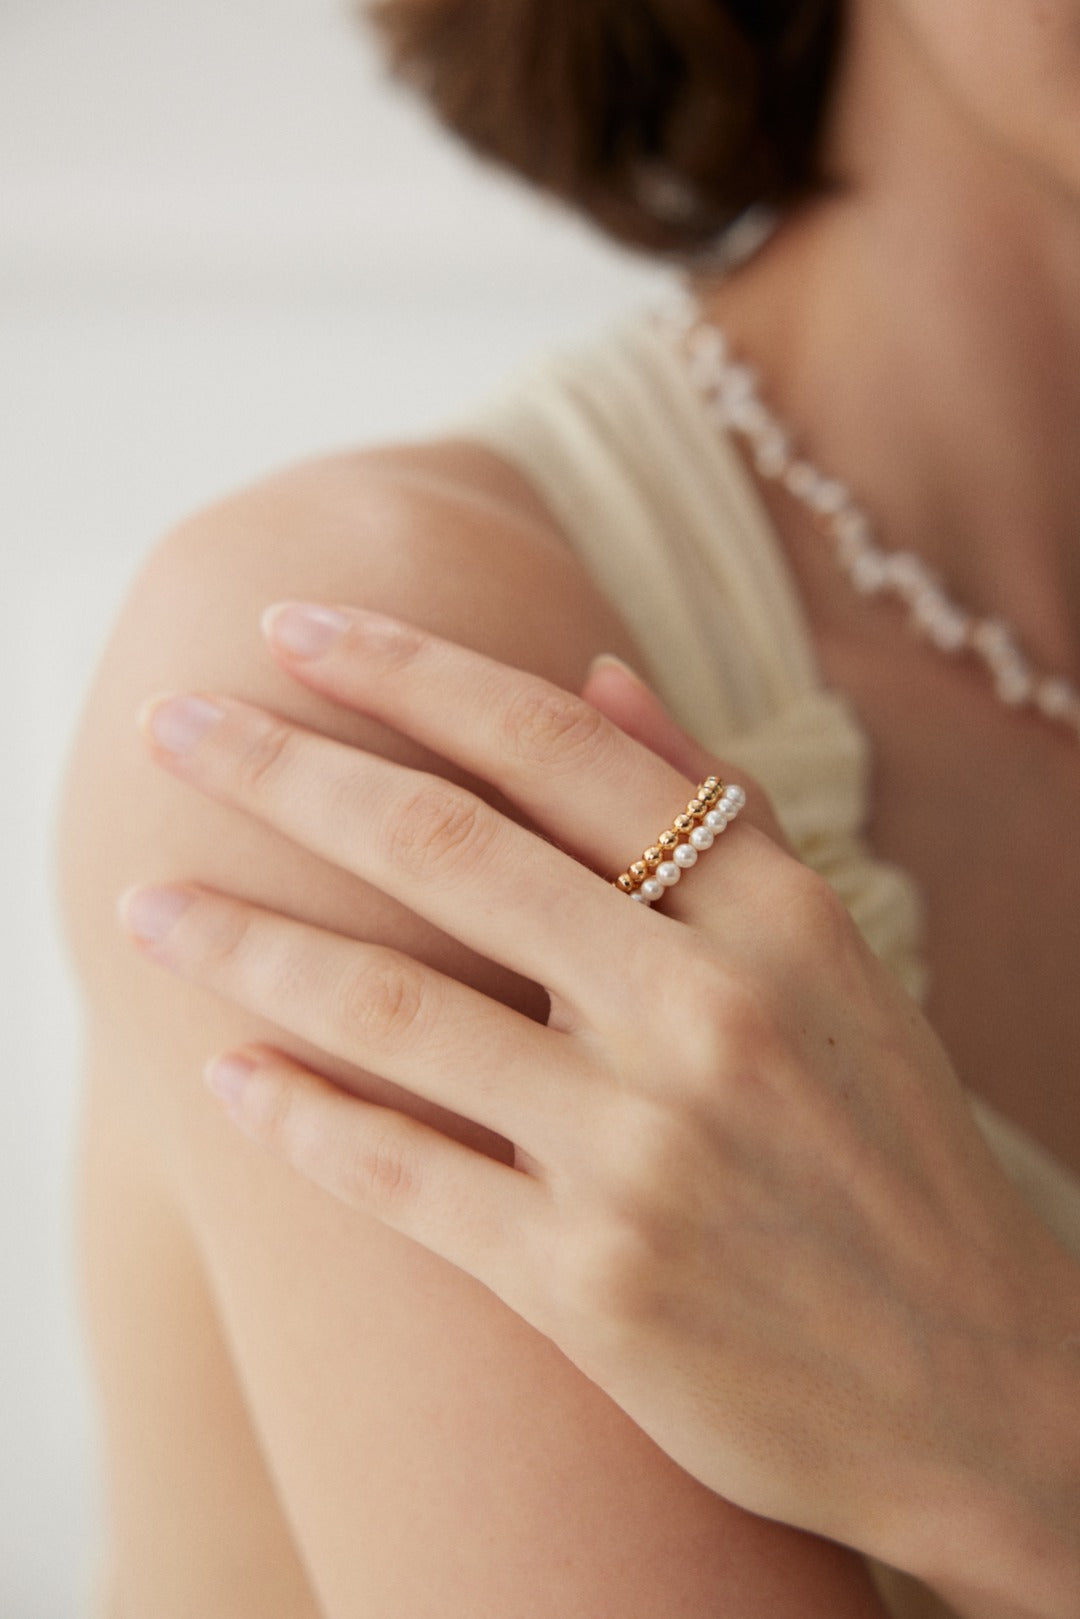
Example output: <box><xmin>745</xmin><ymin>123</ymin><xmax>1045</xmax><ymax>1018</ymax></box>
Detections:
<box><xmin>117</xmin><ymin>881</ymin><xmax>589</xmax><ymax>1152</ymax></box>
<box><xmin>203</xmin><ymin>1047</ymin><xmax>552</xmax><ymax>1321</ymax></box>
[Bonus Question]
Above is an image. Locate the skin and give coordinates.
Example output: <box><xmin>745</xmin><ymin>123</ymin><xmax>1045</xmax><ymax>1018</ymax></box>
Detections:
<box><xmin>118</xmin><ymin>606</ymin><xmax>1080</xmax><ymax>1613</ymax></box>
<box><xmin>52</xmin><ymin>0</ymin><xmax>1080</xmax><ymax>1614</ymax></box>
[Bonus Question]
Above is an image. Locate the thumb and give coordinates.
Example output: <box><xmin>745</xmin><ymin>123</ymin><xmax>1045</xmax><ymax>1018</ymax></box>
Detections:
<box><xmin>581</xmin><ymin>653</ymin><xmax>791</xmax><ymax>852</ymax></box>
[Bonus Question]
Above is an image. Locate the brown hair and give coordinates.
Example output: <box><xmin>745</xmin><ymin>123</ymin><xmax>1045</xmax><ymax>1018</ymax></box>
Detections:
<box><xmin>364</xmin><ymin>0</ymin><xmax>845</xmax><ymax>257</ymax></box>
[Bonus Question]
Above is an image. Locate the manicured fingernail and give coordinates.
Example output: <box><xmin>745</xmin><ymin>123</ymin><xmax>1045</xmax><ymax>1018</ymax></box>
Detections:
<box><xmin>139</xmin><ymin>694</ymin><xmax>224</xmax><ymax>756</ymax></box>
<box><xmin>262</xmin><ymin>602</ymin><xmax>350</xmax><ymax>659</ymax></box>
<box><xmin>117</xmin><ymin>884</ymin><xmax>194</xmax><ymax>945</ymax></box>
<box><xmin>204</xmin><ymin>1052</ymin><xmax>258</xmax><ymax>1103</ymax></box>
<box><xmin>586</xmin><ymin>652</ymin><xmax>648</xmax><ymax>688</ymax></box>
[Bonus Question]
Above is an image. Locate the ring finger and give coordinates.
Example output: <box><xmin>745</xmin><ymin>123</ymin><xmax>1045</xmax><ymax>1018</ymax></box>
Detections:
<box><xmin>138</xmin><ymin>693</ymin><xmax>635</xmax><ymax>1022</ymax></box>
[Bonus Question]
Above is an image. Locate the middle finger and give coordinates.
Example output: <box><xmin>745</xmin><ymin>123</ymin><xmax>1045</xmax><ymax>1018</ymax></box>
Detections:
<box><xmin>138</xmin><ymin>690</ymin><xmax>636</xmax><ymax>1020</ymax></box>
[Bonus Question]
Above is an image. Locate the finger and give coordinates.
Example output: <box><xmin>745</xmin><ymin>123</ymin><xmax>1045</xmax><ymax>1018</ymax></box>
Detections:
<box><xmin>137</xmin><ymin>690</ymin><xmax>632</xmax><ymax>1018</ymax></box>
<box><xmin>581</xmin><ymin>655</ymin><xmax>716</xmax><ymax>781</ymax></box>
<box><xmin>258</xmin><ymin>602</ymin><xmax>788</xmax><ymax>909</ymax></box>
<box><xmin>118</xmin><ymin>883</ymin><xmax>589</xmax><ymax>1151</ymax></box>
<box><xmin>580</xmin><ymin>655</ymin><xmax>791</xmax><ymax>851</ymax></box>
<box><xmin>204</xmin><ymin>1045</ymin><xmax>551</xmax><ymax>1321</ymax></box>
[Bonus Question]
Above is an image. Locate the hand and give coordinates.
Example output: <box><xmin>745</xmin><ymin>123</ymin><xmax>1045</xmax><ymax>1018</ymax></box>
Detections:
<box><xmin>117</xmin><ymin>602</ymin><xmax>1080</xmax><ymax>1598</ymax></box>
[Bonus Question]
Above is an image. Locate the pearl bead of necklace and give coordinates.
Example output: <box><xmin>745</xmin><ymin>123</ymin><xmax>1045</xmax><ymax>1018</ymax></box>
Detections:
<box><xmin>654</xmin><ymin>295</ymin><xmax>1080</xmax><ymax>743</ymax></box>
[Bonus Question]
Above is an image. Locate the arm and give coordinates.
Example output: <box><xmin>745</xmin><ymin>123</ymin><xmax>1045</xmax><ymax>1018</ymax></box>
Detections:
<box><xmin>903</xmin><ymin>1321</ymin><xmax>1080</xmax><ymax>1619</ymax></box>
<box><xmin>55</xmin><ymin>441</ymin><xmax>891</xmax><ymax>1618</ymax></box>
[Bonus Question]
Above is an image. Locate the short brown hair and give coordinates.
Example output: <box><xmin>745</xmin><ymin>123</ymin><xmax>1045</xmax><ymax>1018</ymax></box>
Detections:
<box><xmin>364</xmin><ymin>0</ymin><xmax>845</xmax><ymax>256</ymax></box>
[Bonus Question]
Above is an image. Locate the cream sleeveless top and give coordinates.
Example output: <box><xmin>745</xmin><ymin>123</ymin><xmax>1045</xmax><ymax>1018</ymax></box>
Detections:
<box><xmin>447</xmin><ymin>308</ymin><xmax>1080</xmax><ymax>1619</ymax></box>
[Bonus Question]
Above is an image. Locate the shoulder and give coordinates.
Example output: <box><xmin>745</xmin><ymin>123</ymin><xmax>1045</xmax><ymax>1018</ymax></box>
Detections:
<box><xmin>138</xmin><ymin>435</ymin><xmax>629</xmax><ymax>670</ymax></box>
<box><xmin>54</xmin><ymin>435</ymin><xmax>642</xmax><ymax>1100</ymax></box>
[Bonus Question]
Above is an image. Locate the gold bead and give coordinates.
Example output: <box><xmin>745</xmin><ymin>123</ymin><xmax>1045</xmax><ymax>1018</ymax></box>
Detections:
<box><xmin>658</xmin><ymin>830</ymin><xmax>678</xmax><ymax>850</ymax></box>
<box><xmin>643</xmin><ymin>846</ymin><xmax>663</xmax><ymax>868</ymax></box>
<box><xmin>703</xmin><ymin>775</ymin><xmax>720</xmax><ymax>791</ymax></box>
<box><xmin>629</xmin><ymin>861</ymin><xmax>648</xmax><ymax>882</ymax></box>
<box><xmin>673</xmin><ymin>813</ymin><xmax>694</xmax><ymax>834</ymax></box>
<box><xmin>686</xmin><ymin>798</ymin><xmax>705</xmax><ymax>817</ymax></box>
<box><xmin>616</xmin><ymin>873</ymin><xmax>636</xmax><ymax>893</ymax></box>
<box><xmin>699</xmin><ymin>783</ymin><xmax>721</xmax><ymax>805</ymax></box>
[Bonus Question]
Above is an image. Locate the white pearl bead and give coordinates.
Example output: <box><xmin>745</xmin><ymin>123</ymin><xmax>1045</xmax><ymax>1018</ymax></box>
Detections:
<box><xmin>972</xmin><ymin>618</ymin><xmax>1015</xmax><ymax>659</ymax></box>
<box><xmin>884</xmin><ymin>550</ymin><xmax>932</xmax><ymax>600</ymax></box>
<box><xmin>728</xmin><ymin>397</ymin><xmax>770</xmax><ymax>436</ymax></box>
<box><xmin>673</xmin><ymin>843</ymin><xmax>698</xmax><ymax>868</ymax></box>
<box><xmin>629</xmin><ymin>890</ymin><xmax>650</xmax><ymax>903</ymax></box>
<box><xmin>640</xmin><ymin>877</ymin><xmax>665</xmax><ymax>902</ymax></box>
<box><xmin>689</xmin><ymin>825</ymin><xmax>714</xmax><ymax>850</ymax></box>
<box><xmin>703</xmin><ymin>808</ymin><xmax>729</xmax><ymax>832</ymax></box>
<box><xmin>655</xmin><ymin>861</ymin><xmax>681</xmax><ymax>887</ymax></box>
<box><xmin>1036</xmin><ymin>677</ymin><xmax>1077</xmax><ymax>718</ymax></box>
<box><xmin>784</xmin><ymin>461</ymin><xmax>820</xmax><ymax>501</ymax></box>
<box><xmin>996</xmin><ymin>663</ymin><xmax>1033</xmax><ymax>706</ymax></box>
<box><xmin>718</xmin><ymin>362</ymin><xmax>757</xmax><ymax>405</ymax></box>
<box><xmin>689</xmin><ymin>335</ymin><xmax>731</xmax><ymax>382</ymax></box>
<box><xmin>910</xmin><ymin>587</ymin><xmax>952</xmax><ymax>635</ymax></box>
<box><xmin>686</xmin><ymin>325</ymin><xmax>727</xmax><ymax>367</ymax></box>
<box><xmin>722</xmin><ymin>783</ymin><xmax>747</xmax><ymax>811</ymax></box>
<box><xmin>850</xmin><ymin>548</ymin><xmax>888</xmax><ymax>594</ymax></box>
<box><xmin>927</xmin><ymin>608</ymin><xmax>970</xmax><ymax>653</ymax></box>
<box><xmin>834</xmin><ymin>508</ymin><xmax>873</xmax><ymax>547</ymax></box>
<box><xmin>809</xmin><ymin>477</ymin><xmax>850</xmax><ymax>516</ymax></box>
<box><xmin>754</xmin><ymin>430</ymin><xmax>790</xmax><ymax>478</ymax></box>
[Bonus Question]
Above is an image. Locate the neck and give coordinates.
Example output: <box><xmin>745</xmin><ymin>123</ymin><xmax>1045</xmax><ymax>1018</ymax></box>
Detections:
<box><xmin>690</xmin><ymin>1</ymin><xmax>1080</xmax><ymax>672</ymax></box>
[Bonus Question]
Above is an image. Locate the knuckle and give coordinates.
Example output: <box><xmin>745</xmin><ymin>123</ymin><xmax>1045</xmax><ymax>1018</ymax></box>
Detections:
<box><xmin>349</xmin><ymin>614</ymin><xmax>427</xmax><ymax>672</ymax></box>
<box><xmin>337</xmin><ymin>954</ymin><xmax>426</xmax><ymax>1048</ymax></box>
<box><xmin>609</xmin><ymin>1094</ymin><xmax>702</xmax><ymax>1207</ymax></box>
<box><xmin>652</xmin><ymin>952</ymin><xmax>742</xmax><ymax>1078</ymax></box>
<box><xmin>693</xmin><ymin>973</ymin><xmax>788</xmax><ymax>1090</ymax></box>
<box><xmin>346</xmin><ymin>1122</ymin><xmax>418</xmax><ymax>1208</ymax></box>
<box><xmin>192</xmin><ymin>897</ymin><xmax>261</xmax><ymax>975</ymax></box>
<box><xmin>563</xmin><ymin>1211</ymin><xmax>664</xmax><ymax>1326</ymax></box>
<box><xmin>717</xmin><ymin>982</ymin><xmax>779</xmax><ymax>1065</ymax></box>
<box><xmin>641</xmin><ymin>952</ymin><xmax>782</xmax><ymax>1097</ymax></box>
<box><xmin>557</xmin><ymin>1096</ymin><xmax>702</xmax><ymax>1325</ymax></box>
<box><xmin>246</xmin><ymin>1065</ymin><xmax>299</xmax><ymax>1154</ymax></box>
<box><xmin>501</xmin><ymin>683</ymin><xmax>607</xmax><ymax>773</ymax></box>
<box><xmin>385</xmin><ymin>778</ymin><xmax>496</xmax><ymax>880</ymax></box>
<box><xmin>779</xmin><ymin>865</ymin><xmax>853</xmax><ymax>953</ymax></box>
<box><xmin>233</xmin><ymin>717</ymin><xmax>301</xmax><ymax>797</ymax></box>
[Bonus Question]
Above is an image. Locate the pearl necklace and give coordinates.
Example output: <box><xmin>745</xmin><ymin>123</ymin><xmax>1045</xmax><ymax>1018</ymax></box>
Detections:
<box><xmin>655</xmin><ymin>292</ymin><xmax>1080</xmax><ymax>743</ymax></box>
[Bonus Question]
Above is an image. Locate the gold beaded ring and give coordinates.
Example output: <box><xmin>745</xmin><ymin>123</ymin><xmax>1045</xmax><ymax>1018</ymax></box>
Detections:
<box><xmin>613</xmin><ymin>776</ymin><xmax>747</xmax><ymax>907</ymax></box>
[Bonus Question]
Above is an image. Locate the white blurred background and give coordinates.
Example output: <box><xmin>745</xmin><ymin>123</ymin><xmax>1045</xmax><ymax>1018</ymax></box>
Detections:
<box><xmin>1</xmin><ymin>2</ymin><xmax>674</xmax><ymax>1611</ymax></box>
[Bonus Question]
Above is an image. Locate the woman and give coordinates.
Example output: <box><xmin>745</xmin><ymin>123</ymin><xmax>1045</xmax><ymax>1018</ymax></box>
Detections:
<box><xmin>55</xmin><ymin>2</ymin><xmax>1080</xmax><ymax>1616</ymax></box>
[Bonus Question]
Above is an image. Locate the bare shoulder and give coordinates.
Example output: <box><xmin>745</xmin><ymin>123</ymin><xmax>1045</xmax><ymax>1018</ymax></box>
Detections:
<box><xmin>54</xmin><ymin>432</ymin><xmax>641</xmax><ymax>1131</ymax></box>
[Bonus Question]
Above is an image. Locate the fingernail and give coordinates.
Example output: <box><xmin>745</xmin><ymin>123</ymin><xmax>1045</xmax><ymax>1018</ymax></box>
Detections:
<box><xmin>586</xmin><ymin>652</ymin><xmax>648</xmax><ymax>688</ymax></box>
<box><xmin>204</xmin><ymin>1052</ymin><xmax>258</xmax><ymax>1103</ymax></box>
<box><xmin>262</xmin><ymin>602</ymin><xmax>350</xmax><ymax>659</ymax></box>
<box><xmin>117</xmin><ymin>884</ymin><xmax>194</xmax><ymax>945</ymax></box>
<box><xmin>140</xmin><ymin>694</ymin><xmax>224</xmax><ymax>756</ymax></box>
